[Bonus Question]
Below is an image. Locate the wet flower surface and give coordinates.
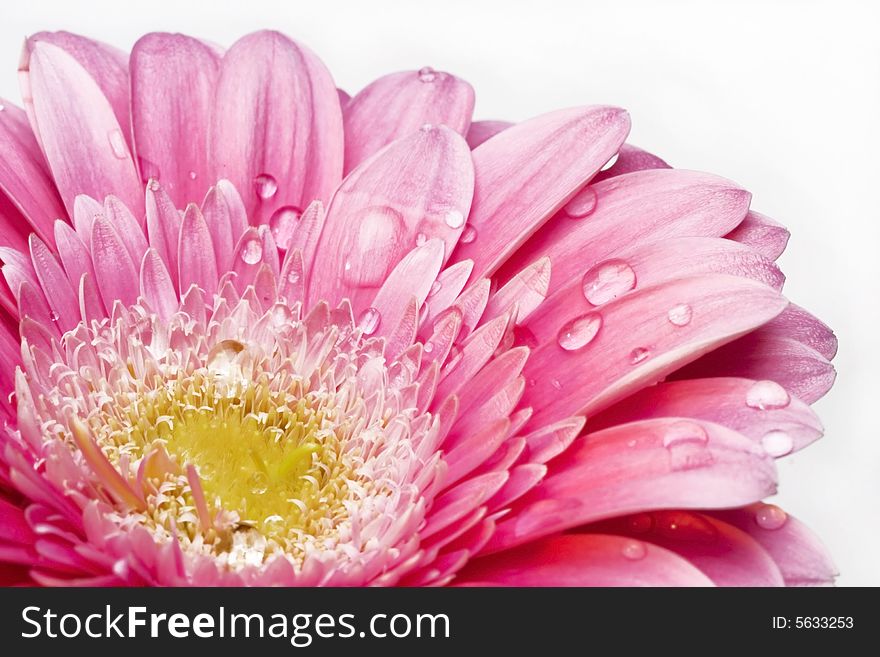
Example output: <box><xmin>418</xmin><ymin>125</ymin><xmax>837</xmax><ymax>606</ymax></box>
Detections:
<box><xmin>0</xmin><ymin>30</ymin><xmax>836</xmax><ymax>586</ymax></box>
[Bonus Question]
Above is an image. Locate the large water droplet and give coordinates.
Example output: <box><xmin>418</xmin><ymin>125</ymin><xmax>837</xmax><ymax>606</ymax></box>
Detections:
<box><xmin>667</xmin><ymin>303</ymin><xmax>693</xmax><ymax>327</ymax></box>
<box><xmin>418</xmin><ymin>66</ymin><xmax>437</xmax><ymax>82</ymax></box>
<box><xmin>755</xmin><ymin>504</ymin><xmax>787</xmax><ymax>530</ymax></box>
<box><xmin>557</xmin><ymin>312</ymin><xmax>602</xmax><ymax>351</ymax></box>
<box><xmin>269</xmin><ymin>205</ymin><xmax>302</xmax><ymax>250</ymax></box>
<box><xmin>254</xmin><ymin>173</ymin><xmax>278</xmax><ymax>199</ymax></box>
<box><xmin>600</xmin><ymin>152</ymin><xmax>619</xmax><ymax>171</ymax></box>
<box><xmin>564</xmin><ymin>187</ymin><xmax>598</xmax><ymax>218</ymax></box>
<box><xmin>746</xmin><ymin>380</ymin><xmax>790</xmax><ymax>410</ymax></box>
<box><xmin>443</xmin><ymin>209</ymin><xmax>465</xmax><ymax>229</ymax></box>
<box><xmin>344</xmin><ymin>206</ymin><xmax>405</xmax><ymax>287</ymax></box>
<box><xmin>621</xmin><ymin>540</ymin><xmax>647</xmax><ymax>561</ymax></box>
<box><xmin>286</xmin><ymin>267</ymin><xmax>301</xmax><ymax>285</ymax></box>
<box><xmin>761</xmin><ymin>430</ymin><xmax>794</xmax><ymax>457</ymax></box>
<box><xmin>239</xmin><ymin>237</ymin><xmax>263</xmax><ymax>265</ymax></box>
<box><xmin>206</xmin><ymin>339</ymin><xmax>245</xmax><ymax>376</ymax></box>
<box><xmin>582</xmin><ymin>259</ymin><xmax>636</xmax><ymax>305</ymax></box>
<box><xmin>662</xmin><ymin>421</ymin><xmax>708</xmax><ymax>448</ymax></box>
<box><xmin>358</xmin><ymin>307</ymin><xmax>381</xmax><ymax>335</ymax></box>
<box><xmin>459</xmin><ymin>225</ymin><xmax>477</xmax><ymax>244</ymax></box>
<box><xmin>630</xmin><ymin>347</ymin><xmax>650</xmax><ymax>364</ymax></box>
<box><xmin>108</xmin><ymin>130</ymin><xmax>127</xmax><ymax>159</ymax></box>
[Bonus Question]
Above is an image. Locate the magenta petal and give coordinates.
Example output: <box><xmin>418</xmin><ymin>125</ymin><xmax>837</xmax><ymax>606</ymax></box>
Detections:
<box><xmin>757</xmin><ymin>303</ymin><xmax>838</xmax><ymax>360</ymax></box>
<box><xmin>465</xmin><ymin>120</ymin><xmax>511</xmax><ymax>149</ymax></box>
<box><xmin>451</xmin><ymin>106</ymin><xmax>631</xmax><ymax>280</ymax></box>
<box><xmin>145</xmin><ymin>181</ymin><xmax>183</xmax><ymax>288</ymax></box>
<box><xmin>522</xmin><ymin>274</ymin><xmax>787</xmax><ymax>427</ymax></box>
<box><xmin>343</xmin><ymin>69</ymin><xmax>474</xmax><ymax>173</ymax></box>
<box><xmin>178</xmin><ymin>204</ymin><xmax>219</xmax><ymax>295</ymax></box>
<box><xmin>90</xmin><ymin>215</ymin><xmax>139</xmax><ymax>308</ymax></box>
<box><xmin>309</xmin><ymin>125</ymin><xmax>473</xmax><ymax>309</ymax></box>
<box><xmin>486</xmin><ymin>417</ymin><xmax>777</xmax><ymax>552</ymax></box>
<box><xmin>200</xmin><ymin>179</ymin><xmax>248</xmax><ymax>273</ymax></box>
<box><xmin>212</xmin><ymin>31</ymin><xmax>343</xmax><ymax>224</ymax></box>
<box><xmin>0</xmin><ymin>99</ymin><xmax>67</xmax><ymax>244</ymax></box>
<box><xmin>131</xmin><ymin>33</ymin><xmax>220</xmax><ymax>206</ymax></box>
<box><xmin>458</xmin><ymin>534</ymin><xmax>713</xmax><ymax>586</ymax></box>
<box><xmin>24</xmin><ymin>41</ymin><xmax>143</xmax><ymax>218</ymax></box>
<box><xmin>140</xmin><ymin>249</ymin><xmax>178</xmax><ymax>322</ymax></box>
<box><xmin>28</xmin><ymin>234</ymin><xmax>77</xmax><ymax>332</ymax></box>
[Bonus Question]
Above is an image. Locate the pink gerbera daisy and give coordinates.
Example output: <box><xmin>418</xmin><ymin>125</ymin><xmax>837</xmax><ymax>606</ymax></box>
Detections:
<box><xmin>0</xmin><ymin>30</ymin><xmax>837</xmax><ymax>586</ymax></box>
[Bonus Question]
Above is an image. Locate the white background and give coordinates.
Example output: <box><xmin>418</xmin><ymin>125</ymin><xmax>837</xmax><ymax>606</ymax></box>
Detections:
<box><xmin>2</xmin><ymin>0</ymin><xmax>877</xmax><ymax>586</ymax></box>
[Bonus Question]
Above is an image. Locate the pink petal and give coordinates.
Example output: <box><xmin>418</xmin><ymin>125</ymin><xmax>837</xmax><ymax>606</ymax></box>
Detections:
<box><xmin>483</xmin><ymin>256</ymin><xmax>550</xmax><ymax>325</ymax></box>
<box><xmin>28</xmin><ymin>234</ymin><xmax>77</xmax><ymax>331</ymax></box>
<box><xmin>369</xmin><ymin>238</ymin><xmax>445</xmax><ymax>339</ymax></box>
<box><xmin>103</xmin><ymin>195</ymin><xmax>148</xmax><ymax>259</ymax></box>
<box><xmin>465</xmin><ymin>120</ymin><xmax>511</xmax><ymax>149</ymax></box>
<box><xmin>24</xmin><ymin>41</ymin><xmax>143</xmax><ymax>217</ymax></box>
<box><xmin>212</xmin><ymin>31</ymin><xmax>343</xmax><ymax>224</ymax></box>
<box><xmin>0</xmin><ymin>192</ymin><xmax>31</xmax><ymax>251</ymax></box>
<box><xmin>131</xmin><ymin>33</ymin><xmax>220</xmax><ymax>206</ymax></box>
<box><xmin>442</xmin><ymin>418</ymin><xmax>512</xmax><ymax>487</ymax></box>
<box><xmin>498</xmin><ymin>169</ymin><xmax>752</xmax><ymax>295</ymax></box>
<box><xmin>726</xmin><ymin>210</ymin><xmax>789</xmax><ymax>260</ymax></box>
<box><xmin>419</xmin><ymin>260</ymin><xmax>473</xmax><ymax>329</ymax></box>
<box><xmin>451</xmin><ymin>106</ymin><xmax>630</xmax><ymax>280</ymax></box>
<box><xmin>54</xmin><ymin>221</ymin><xmax>98</xmax><ymax>308</ymax></box>
<box><xmin>178</xmin><ymin>204</ymin><xmax>218</xmax><ymax>295</ymax></box>
<box><xmin>672</xmin><ymin>334</ymin><xmax>835</xmax><ymax>404</ymax></box>
<box><xmin>140</xmin><ymin>249</ymin><xmax>178</xmax><ymax>323</ymax></box>
<box><xmin>0</xmin><ymin>99</ymin><xmax>66</xmax><ymax>243</ymax></box>
<box><xmin>343</xmin><ymin>69</ymin><xmax>474</xmax><ymax>173</ymax></box>
<box><xmin>758</xmin><ymin>303</ymin><xmax>838</xmax><ymax>360</ymax></box>
<box><xmin>200</xmin><ymin>179</ymin><xmax>248</xmax><ymax>272</ymax></box>
<box><xmin>590</xmin><ymin>377</ymin><xmax>824</xmax><ymax>455</ymax></box>
<box><xmin>458</xmin><ymin>534</ymin><xmax>713</xmax><ymax>586</ymax></box>
<box><xmin>522</xmin><ymin>274</ymin><xmax>787</xmax><ymax>427</ymax></box>
<box><xmin>90</xmin><ymin>214</ymin><xmax>139</xmax><ymax>308</ymax></box>
<box><xmin>586</xmin><ymin>510</ymin><xmax>784</xmax><ymax>586</ymax></box>
<box><xmin>711</xmin><ymin>504</ymin><xmax>837</xmax><ymax>585</ymax></box>
<box><xmin>486</xmin><ymin>417</ymin><xmax>777</xmax><ymax>552</ymax></box>
<box><xmin>25</xmin><ymin>32</ymin><xmax>131</xmax><ymax>149</ymax></box>
<box><xmin>309</xmin><ymin>125</ymin><xmax>473</xmax><ymax>309</ymax></box>
<box><xmin>591</xmin><ymin>142</ymin><xmax>671</xmax><ymax>183</ymax></box>
<box><xmin>145</xmin><ymin>181</ymin><xmax>183</xmax><ymax>287</ymax></box>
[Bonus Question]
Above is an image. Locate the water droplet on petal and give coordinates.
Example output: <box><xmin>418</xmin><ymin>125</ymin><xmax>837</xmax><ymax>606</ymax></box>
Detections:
<box><xmin>423</xmin><ymin>341</ymin><xmax>434</xmax><ymax>354</ymax></box>
<box><xmin>630</xmin><ymin>347</ymin><xmax>650</xmax><ymax>364</ymax></box>
<box><xmin>253</xmin><ymin>173</ymin><xmax>278</xmax><ymax>199</ymax></box>
<box><xmin>49</xmin><ymin>310</ymin><xmax>59</xmax><ymax>323</ymax></box>
<box><xmin>286</xmin><ymin>267</ymin><xmax>301</xmax><ymax>285</ymax></box>
<box><xmin>622</xmin><ymin>540</ymin><xmax>647</xmax><ymax>561</ymax></box>
<box><xmin>206</xmin><ymin>339</ymin><xmax>245</xmax><ymax>376</ymax></box>
<box><xmin>582</xmin><ymin>259</ymin><xmax>636</xmax><ymax>305</ymax></box>
<box><xmin>147</xmin><ymin>178</ymin><xmax>161</xmax><ymax>192</ymax></box>
<box><xmin>557</xmin><ymin>312</ymin><xmax>602</xmax><ymax>351</ymax></box>
<box><xmin>755</xmin><ymin>504</ymin><xmax>787</xmax><ymax>530</ymax></box>
<box><xmin>662</xmin><ymin>420</ymin><xmax>708</xmax><ymax>448</ymax></box>
<box><xmin>358</xmin><ymin>307</ymin><xmax>381</xmax><ymax>335</ymax></box>
<box><xmin>600</xmin><ymin>152</ymin><xmax>619</xmax><ymax>171</ymax></box>
<box><xmin>746</xmin><ymin>380</ymin><xmax>791</xmax><ymax>410</ymax></box>
<box><xmin>667</xmin><ymin>303</ymin><xmax>693</xmax><ymax>327</ymax></box>
<box><xmin>761</xmin><ymin>430</ymin><xmax>794</xmax><ymax>457</ymax></box>
<box><xmin>269</xmin><ymin>205</ymin><xmax>302</xmax><ymax>250</ymax></box>
<box><xmin>239</xmin><ymin>237</ymin><xmax>263</xmax><ymax>265</ymax></box>
<box><xmin>444</xmin><ymin>209</ymin><xmax>465</xmax><ymax>229</ymax></box>
<box><xmin>188</xmin><ymin>170</ymin><xmax>197</xmax><ymax>180</ymax></box>
<box><xmin>460</xmin><ymin>225</ymin><xmax>477</xmax><ymax>243</ymax></box>
<box><xmin>416</xmin><ymin>232</ymin><xmax>427</xmax><ymax>246</ymax></box>
<box><xmin>564</xmin><ymin>187</ymin><xmax>598</xmax><ymax>218</ymax></box>
<box><xmin>108</xmin><ymin>129</ymin><xmax>127</xmax><ymax>159</ymax></box>
<box><xmin>551</xmin><ymin>379</ymin><xmax>562</xmax><ymax>390</ymax></box>
<box><xmin>418</xmin><ymin>66</ymin><xmax>437</xmax><ymax>82</ymax></box>
<box><xmin>250</xmin><ymin>471</ymin><xmax>269</xmax><ymax>496</ymax></box>
<box><xmin>344</xmin><ymin>261</ymin><xmax>352</xmax><ymax>272</ymax></box>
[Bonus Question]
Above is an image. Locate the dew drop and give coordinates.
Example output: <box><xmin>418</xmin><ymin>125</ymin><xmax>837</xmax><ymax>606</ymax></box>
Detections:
<box><xmin>239</xmin><ymin>237</ymin><xmax>263</xmax><ymax>265</ymax></box>
<box><xmin>250</xmin><ymin>471</ymin><xmax>269</xmax><ymax>496</ymax></box>
<box><xmin>667</xmin><ymin>303</ymin><xmax>693</xmax><ymax>327</ymax></box>
<box><xmin>460</xmin><ymin>225</ymin><xmax>477</xmax><ymax>244</ymax></box>
<box><xmin>188</xmin><ymin>170</ymin><xmax>197</xmax><ymax>180</ymax></box>
<box><xmin>761</xmin><ymin>430</ymin><xmax>794</xmax><ymax>457</ymax></box>
<box><xmin>662</xmin><ymin>420</ymin><xmax>708</xmax><ymax>448</ymax></box>
<box><xmin>621</xmin><ymin>540</ymin><xmax>647</xmax><ymax>561</ymax></box>
<box><xmin>630</xmin><ymin>347</ymin><xmax>650</xmax><ymax>364</ymax></box>
<box><xmin>600</xmin><ymin>152</ymin><xmax>619</xmax><ymax>171</ymax></box>
<box><xmin>745</xmin><ymin>380</ymin><xmax>790</xmax><ymax>410</ymax></box>
<box><xmin>420</xmin><ymin>123</ymin><xmax>433</xmax><ymax>132</ymax></box>
<box><xmin>755</xmin><ymin>504</ymin><xmax>787</xmax><ymax>530</ymax></box>
<box><xmin>49</xmin><ymin>310</ymin><xmax>59</xmax><ymax>323</ymax></box>
<box><xmin>253</xmin><ymin>173</ymin><xmax>278</xmax><ymax>199</ymax></box>
<box><xmin>286</xmin><ymin>268</ymin><xmax>301</xmax><ymax>285</ymax></box>
<box><xmin>206</xmin><ymin>339</ymin><xmax>245</xmax><ymax>375</ymax></box>
<box><xmin>108</xmin><ymin>129</ymin><xmax>127</xmax><ymax>159</ymax></box>
<box><xmin>416</xmin><ymin>232</ymin><xmax>428</xmax><ymax>246</ymax></box>
<box><xmin>358</xmin><ymin>307</ymin><xmax>381</xmax><ymax>335</ymax></box>
<box><xmin>418</xmin><ymin>66</ymin><xmax>437</xmax><ymax>82</ymax></box>
<box><xmin>564</xmin><ymin>187</ymin><xmax>598</xmax><ymax>218</ymax></box>
<box><xmin>344</xmin><ymin>206</ymin><xmax>405</xmax><ymax>286</ymax></box>
<box><xmin>551</xmin><ymin>379</ymin><xmax>562</xmax><ymax>390</ymax></box>
<box><xmin>582</xmin><ymin>259</ymin><xmax>636</xmax><ymax>305</ymax></box>
<box><xmin>443</xmin><ymin>209</ymin><xmax>465</xmax><ymax>229</ymax></box>
<box><xmin>429</xmin><ymin>280</ymin><xmax>442</xmax><ymax>297</ymax></box>
<box><xmin>344</xmin><ymin>261</ymin><xmax>352</xmax><ymax>272</ymax></box>
<box><xmin>556</xmin><ymin>312</ymin><xmax>602</xmax><ymax>351</ymax></box>
<box><xmin>423</xmin><ymin>341</ymin><xmax>434</xmax><ymax>354</ymax></box>
<box><xmin>146</xmin><ymin>178</ymin><xmax>161</xmax><ymax>192</ymax></box>
<box><xmin>269</xmin><ymin>205</ymin><xmax>302</xmax><ymax>250</ymax></box>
